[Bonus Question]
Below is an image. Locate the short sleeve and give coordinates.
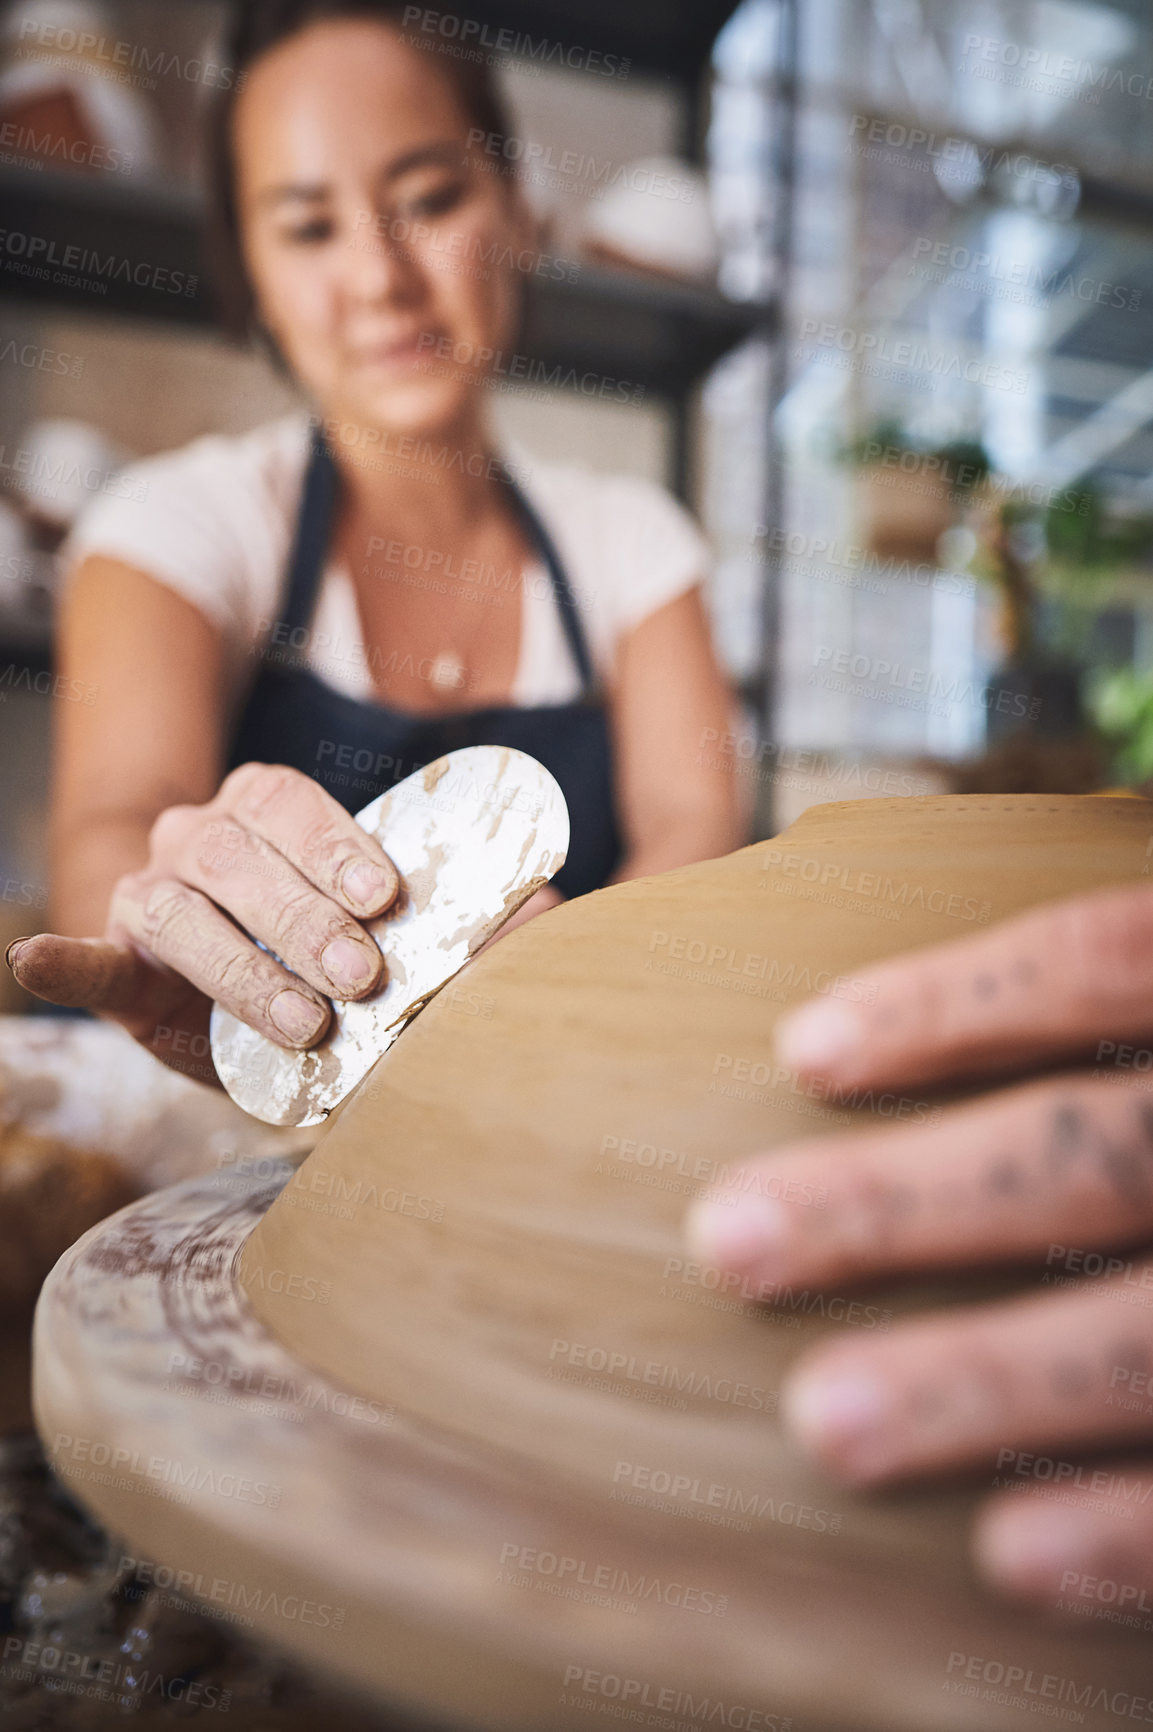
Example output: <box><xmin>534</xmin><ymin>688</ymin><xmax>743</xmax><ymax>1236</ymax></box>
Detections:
<box><xmin>599</xmin><ymin>473</ymin><xmax>711</xmax><ymax>636</ymax></box>
<box><xmin>514</xmin><ymin>454</ymin><xmax>714</xmax><ymax>691</ymax></box>
<box><xmin>61</xmin><ymin>420</ymin><xmax>307</xmax><ymax>651</ymax></box>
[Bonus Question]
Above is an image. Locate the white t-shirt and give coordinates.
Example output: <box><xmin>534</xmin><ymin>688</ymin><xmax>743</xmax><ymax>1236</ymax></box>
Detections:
<box><xmin>64</xmin><ymin>414</ymin><xmax>710</xmax><ymax>708</ymax></box>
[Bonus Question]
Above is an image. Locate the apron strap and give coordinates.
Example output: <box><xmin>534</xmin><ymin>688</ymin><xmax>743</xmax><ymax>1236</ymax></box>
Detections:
<box><xmin>504</xmin><ymin>473</ymin><xmax>596</xmax><ymax>696</ymax></box>
<box><xmin>278</xmin><ymin>430</ymin><xmax>598</xmax><ymax>695</ymax></box>
<box><xmin>279</xmin><ymin>425</ymin><xmax>340</xmax><ymax>636</ymax></box>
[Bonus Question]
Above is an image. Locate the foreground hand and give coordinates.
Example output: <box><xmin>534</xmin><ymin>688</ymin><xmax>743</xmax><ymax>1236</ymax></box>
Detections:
<box><xmin>7</xmin><ymin>765</ymin><xmax>398</xmax><ymax>1084</ymax></box>
<box><xmin>686</xmin><ymin>880</ymin><xmax>1153</xmax><ymax>1614</ymax></box>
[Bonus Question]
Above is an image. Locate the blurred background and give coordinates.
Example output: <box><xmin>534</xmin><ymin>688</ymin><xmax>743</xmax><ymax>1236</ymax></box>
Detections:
<box><xmin>2</xmin><ymin>3</ymin><xmax>1153</xmax><ymax>1719</ymax></box>
<box><xmin>5</xmin><ymin>0</ymin><xmax>1153</xmax><ymax>972</ymax></box>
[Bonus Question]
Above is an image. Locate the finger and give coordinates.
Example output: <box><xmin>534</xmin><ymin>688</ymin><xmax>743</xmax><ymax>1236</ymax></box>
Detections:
<box><xmin>7</xmin><ymin>933</ymin><xmax>160</xmax><ymax>1013</ymax></box>
<box><xmin>781</xmin><ymin>1274</ymin><xmax>1153</xmax><ymax>1484</ymax></box>
<box><xmin>774</xmin><ymin>880</ymin><xmax>1153</xmax><ymax>1092</ymax></box>
<box><xmin>217</xmin><ymin>764</ymin><xmax>399</xmax><ymax>914</ymax></box>
<box><xmin>686</xmin><ymin>1076</ymin><xmax>1153</xmax><ymax>1289</ymax></box>
<box><xmin>975</xmin><ymin>1473</ymin><xmax>1153</xmax><ymax>1615</ymax></box>
<box><xmin>7</xmin><ymin>933</ymin><xmax>221</xmax><ymax>1085</ymax></box>
<box><xmin>111</xmin><ymin>874</ymin><xmax>331</xmax><ymax>1050</ymax></box>
<box><xmin>152</xmin><ymin>807</ymin><xmax>384</xmax><ymax>1001</ymax></box>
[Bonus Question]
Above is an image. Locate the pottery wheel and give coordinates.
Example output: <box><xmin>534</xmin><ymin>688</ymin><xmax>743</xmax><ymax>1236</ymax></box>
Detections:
<box><xmin>34</xmin><ymin>796</ymin><xmax>1153</xmax><ymax>1732</ymax></box>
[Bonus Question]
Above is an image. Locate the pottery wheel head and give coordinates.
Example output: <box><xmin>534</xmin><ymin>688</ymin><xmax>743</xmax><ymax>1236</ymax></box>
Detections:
<box><xmin>210</xmin><ymin>747</ymin><xmax>570</xmax><ymax>1128</ymax></box>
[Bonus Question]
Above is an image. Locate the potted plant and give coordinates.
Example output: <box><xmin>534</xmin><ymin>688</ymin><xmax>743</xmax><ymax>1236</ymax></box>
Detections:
<box><xmin>845</xmin><ymin>420</ymin><xmax>992</xmax><ymax>564</ymax></box>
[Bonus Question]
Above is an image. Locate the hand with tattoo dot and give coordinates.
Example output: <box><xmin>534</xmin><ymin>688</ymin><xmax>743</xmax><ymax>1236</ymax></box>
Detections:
<box><xmin>686</xmin><ymin>881</ymin><xmax>1153</xmax><ymax>1613</ymax></box>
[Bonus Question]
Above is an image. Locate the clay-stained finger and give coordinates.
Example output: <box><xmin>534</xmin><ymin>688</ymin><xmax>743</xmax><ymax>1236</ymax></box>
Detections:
<box><xmin>153</xmin><ymin>807</ymin><xmax>384</xmax><ymax>1001</ymax></box>
<box><xmin>111</xmin><ymin>873</ymin><xmax>331</xmax><ymax>1050</ymax></box>
<box><xmin>7</xmin><ymin>933</ymin><xmax>157</xmax><ymax>1013</ymax></box>
<box><xmin>686</xmin><ymin>1076</ymin><xmax>1153</xmax><ymax>1289</ymax></box>
<box><xmin>217</xmin><ymin>763</ymin><xmax>399</xmax><ymax>914</ymax></box>
<box><xmin>774</xmin><ymin>881</ymin><xmax>1153</xmax><ymax>1092</ymax></box>
<box><xmin>781</xmin><ymin>1275</ymin><xmax>1153</xmax><ymax>1485</ymax></box>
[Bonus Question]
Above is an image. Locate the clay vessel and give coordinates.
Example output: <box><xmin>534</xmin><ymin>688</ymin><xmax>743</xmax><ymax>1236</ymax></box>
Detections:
<box><xmin>34</xmin><ymin>796</ymin><xmax>1153</xmax><ymax>1732</ymax></box>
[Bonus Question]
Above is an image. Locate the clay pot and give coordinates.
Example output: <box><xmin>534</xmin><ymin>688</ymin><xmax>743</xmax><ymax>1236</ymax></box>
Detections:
<box><xmin>34</xmin><ymin>796</ymin><xmax>1153</xmax><ymax>1732</ymax></box>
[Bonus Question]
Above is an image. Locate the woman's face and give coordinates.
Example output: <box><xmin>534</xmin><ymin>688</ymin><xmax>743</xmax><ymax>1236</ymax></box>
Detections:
<box><xmin>233</xmin><ymin>19</ymin><xmax>531</xmax><ymax>440</ymax></box>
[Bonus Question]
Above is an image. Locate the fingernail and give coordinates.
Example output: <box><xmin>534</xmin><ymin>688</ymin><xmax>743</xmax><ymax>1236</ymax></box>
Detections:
<box><xmin>976</xmin><ymin>1501</ymin><xmax>1118</xmax><ymax>1595</ymax></box>
<box><xmin>783</xmin><ymin>1364</ymin><xmax>895</xmax><ymax>1476</ymax></box>
<box><xmin>4</xmin><ymin>936</ymin><xmax>31</xmax><ymax>971</ymax></box>
<box><xmin>342</xmin><ymin>860</ymin><xmax>395</xmax><ymax>911</ymax></box>
<box><xmin>322</xmin><ymin>936</ymin><xmax>380</xmax><ymax>994</ymax></box>
<box><xmin>686</xmin><ymin>1194</ymin><xmax>791</xmax><ymax>1276</ymax></box>
<box><xmin>269</xmin><ymin>989</ymin><xmax>328</xmax><ymax>1045</ymax></box>
<box><xmin>776</xmin><ymin>1000</ymin><xmax>863</xmax><ymax>1074</ymax></box>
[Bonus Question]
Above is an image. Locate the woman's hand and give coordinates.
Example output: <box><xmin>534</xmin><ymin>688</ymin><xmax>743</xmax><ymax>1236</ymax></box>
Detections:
<box><xmin>685</xmin><ymin>881</ymin><xmax>1153</xmax><ymax>1613</ymax></box>
<box><xmin>8</xmin><ymin>764</ymin><xmax>398</xmax><ymax>1085</ymax></box>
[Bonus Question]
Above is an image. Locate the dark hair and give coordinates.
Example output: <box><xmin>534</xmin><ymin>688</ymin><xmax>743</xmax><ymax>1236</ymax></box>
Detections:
<box><xmin>207</xmin><ymin>0</ymin><xmax>515</xmax><ymax>337</ymax></box>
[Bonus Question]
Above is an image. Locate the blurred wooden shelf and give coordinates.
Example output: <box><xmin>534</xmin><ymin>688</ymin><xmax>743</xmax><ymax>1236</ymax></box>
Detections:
<box><xmin>0</xmin><ymin>168</ymin><xmax>769</xmax><ymax>399</ymax></box>
<box><xmin>158</xmin><ymin>0</ymin><xmax>745</xmax><ymax>81</ymax></box>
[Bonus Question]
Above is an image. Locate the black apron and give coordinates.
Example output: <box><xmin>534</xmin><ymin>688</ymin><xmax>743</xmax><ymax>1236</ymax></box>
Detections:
<box><xmin>228</xmin><ymin>435</ymin><xmax>621</xmax><ymax>900</ymax></box>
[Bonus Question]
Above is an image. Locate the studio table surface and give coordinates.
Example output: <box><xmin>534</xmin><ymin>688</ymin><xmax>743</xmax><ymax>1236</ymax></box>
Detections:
<box><xmin>34</xmin><ymin>796</ymin><xmax>1153</xmax><ymax>1732</ymax></box>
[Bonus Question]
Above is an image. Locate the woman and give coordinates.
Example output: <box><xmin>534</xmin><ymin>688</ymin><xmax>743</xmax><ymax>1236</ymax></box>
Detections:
<box><xmin>8</xmin><ymin>0</ymin><xmax>741</xmax><ymax>1081</ymax></box>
